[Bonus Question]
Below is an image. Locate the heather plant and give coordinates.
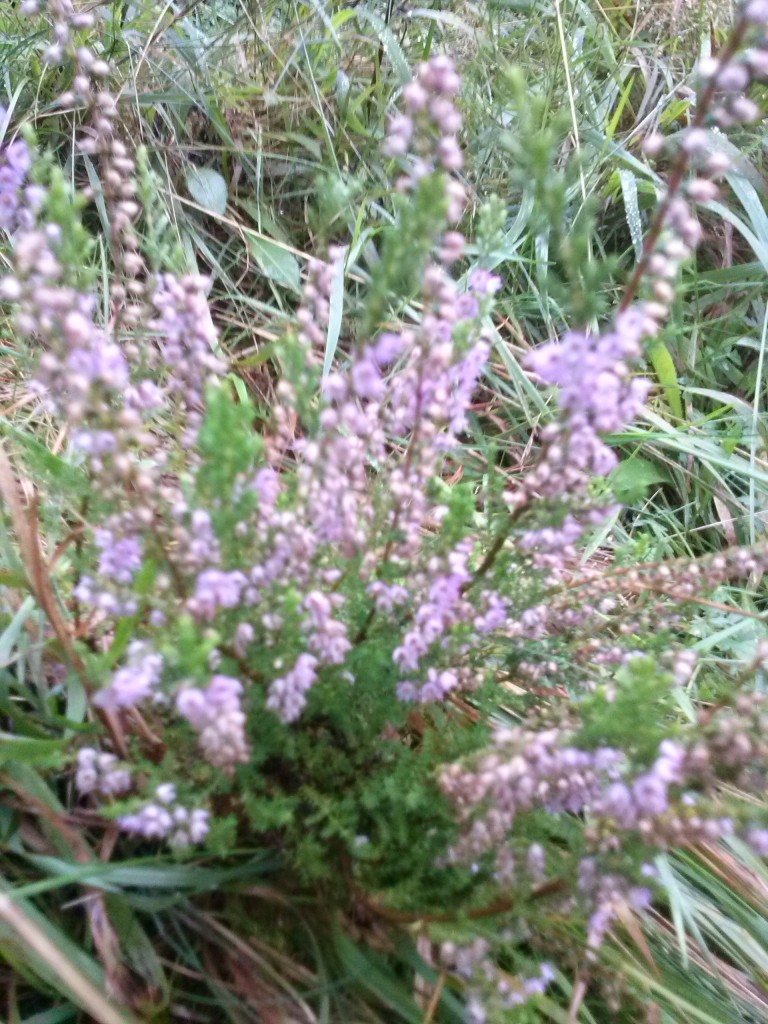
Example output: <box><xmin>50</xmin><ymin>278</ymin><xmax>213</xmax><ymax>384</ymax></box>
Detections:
<box><xmin>2</xmin><ymin>1</ymin><xmax>768</xmax><ymax>1021</ymax></box>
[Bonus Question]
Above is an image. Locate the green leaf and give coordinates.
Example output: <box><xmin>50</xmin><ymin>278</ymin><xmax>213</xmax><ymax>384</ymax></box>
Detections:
<box><xmin>0</xmin><ymin>884</ymin><xmax>136</xmax><ymax>1024</ymax></box>
<box><xmin>186</xmin><ymin>166</ymin><xmax>228</xmax><ymax>215</ymax></box>
<box><xmin>245</xmin><ymin>233</ymin><xmax>301</xmax><ymax>292</ymax></box>
<box><xmin>323</xmin><ymin>247</ymin><xmax>346</xmax><ymax>381</ymax></box>
<box><xmin>0</xmin><ymin>421</ymin><xmax>88</xmax><ymax>495</ymax></box>
<box><xmin>348</xmin><ymin>7</ymin><xmax>412</xmax><ymax>85</ymax></box>
<box><xmin>21</xmin><ymin>1008</ymin><xmax>76</xmax><ymax>1024</ymax></box>
<box><xmin>0</xmin><ymin>734</ymin><xmax>66</xmax><ymax>767</ymax></box>
<box><xmin>647</xmin><ymin>339</ymin><xmax>684</xmax><ymax>422</ymax></box>
<box><xmin>619</xmin><ymin>168</ymin><xmax>643</xmax><ymax>260</ymax></box>
<box><xmin>332</xmin><ymin>926</ymin><xmax>422</xmax><ymax>1022</ymax></box>
<box><xmin>610</xmin><ymin>457</ymin><xmax>671</xmax><ymax>504</ymax></box>
<box><xmin>0</xmin><ymin>595</ymin><xmax>36</xmax><ymax>666</ymax></box>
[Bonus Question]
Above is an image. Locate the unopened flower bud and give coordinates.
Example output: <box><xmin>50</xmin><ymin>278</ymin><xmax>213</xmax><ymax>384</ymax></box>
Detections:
<box><xmin>687</xmin><ymin>178</ymin><xmax>719</xmax><ymax>203</ymax></box>
<box><xmin>642</xmin><ymin>132</ymin><xmax>665</xmax><ymax>157</ymax></box>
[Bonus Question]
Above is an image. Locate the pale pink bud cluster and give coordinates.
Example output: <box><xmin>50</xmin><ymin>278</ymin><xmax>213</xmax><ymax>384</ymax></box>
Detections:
<box><xmin>23</xmin><ymin>0</ymin><xmax>144</xmax><ymax>307</ymax></box>
<box><xmin>695</xmin><ymin>0</ymin><xmax>768</xmax><ymax>127</ymax></box>
<box><xmin>93</xmin><ymin>642</ymin><xmax>163</xmax><ymax>710</ymax></box>
<box><xmin>639</xmin><ymin>4</ymin><xmax>768</xmax><ymax>330</ymax></box>
<box><xmin>119</xmin><ymin>783</ymin><xmax>210</xmax><ymax>847</ymax></box>
<box><xmin>0</xmin><ymin>130</ymin><xmax>38</xmax><ymax>234</ymax></box>
<box><xmin>296</xmin><ymin>249</ymin><xmax>344</xmax><ymax>348</ymax></box>
<box><xmin>644</xmin><ymin>190</ymin><xmax>703</xmax><ymax>334</ymax></box>
<box><xmin>149</xmin><ymin>274</ymin><xmax>227</xmax><ymax>446</ymax></box>
<box><xmin>176</xmin><ymin>676</ymin><xmax>249</xmax><ymax>772</ymax></box>
<box><xmin>75</xmin><ymin>747</ymin><xmax>131</xmax><ymax>797</ymax></box>
<box><xmin>385</xmin><ymin>56</ymin><xmax>466</xmax><ymax>222</ymax></box>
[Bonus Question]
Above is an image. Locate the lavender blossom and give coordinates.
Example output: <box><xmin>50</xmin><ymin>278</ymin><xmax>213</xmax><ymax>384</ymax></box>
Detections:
<box><xmin>393</xmin><ymin>539</ymin><xmax>474</xmax><ymax>676</ymax></box>
<box><xmin>150</xmin><ymin>274</ymin><xmax>226</xmax><ymax>444</ymax></box>
<box><xmin>527</xmin><ymin>308</ymin><xmax>649</xmax><ymax>479</ymax></box>
<box><xmin>176</xmin><ymin>675</ymin><xmax>249</xmax><ymax>771</ymax></box>
<box><xmin>387</xmin><ymin>56</ymin><xmax>466</xmax><ymax>215</ymax></box>
<box><xmin>0</xmin><ymin>133</ymin><xmax>35</xmax><ymax>234</ymax></box>
<box><xmin>93</xmin><ymin>642</ymin><xmax>163</xmax><ymax>710</ymax></box>
<box><xmin>188</xmin><ymin>569</ymin><xmax>248</xmax><ymax>622</ymax></box>
<box><xmin>75</xmin><ymin>747</ymin><xmax>131</xmax><ymax>797</ymax></box>
<box><xmin>267</xmin><ymin>653</ymin><xmax>319</xmax><ymax>723</ymax></box>
<box><xmin>119</xmin><ymin>784</ymin><xmax>209</xmax><ymax>847</ymax></box>
<box><xmin>302</xmin><ymin>590</ymin><xmax>352</xmax><ymax>665</ymax></box>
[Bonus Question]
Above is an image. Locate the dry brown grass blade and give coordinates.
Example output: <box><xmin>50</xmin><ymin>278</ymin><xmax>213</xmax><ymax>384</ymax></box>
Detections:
<box><xmin>567</xmin><ymin>972</ymin><xmax>588</xmax><ymax>1024</ymax></box>
<box><xmin>695</xmin><ymin>841</ymin><xmax>768</xmax><ymax>911</ymax></box>
<box><xmin>644</xmin><ymin>910</ymin><xmax>768</xmax><ymax>1012</ymax></box>
<box><xmin>0</xmin><ymin>892</ymin><xmax>136</xmax><ymax>1024</ymax></box>
<box><xmin>0</xmin><ymin>441</ymin><xmax>128</xmax><ymax>758</ymax></box>
<box><xmin>193</xmin><ymin>912</ymin><xmax>317</xmax><ymax>1024</ymax></box>
<box><xmin>0</xmin><ymin>441</ymin><xmax>81</xmax><ymax>669</ymax></box>
<box><xmin>616</xmin><ymin>900</ymin><xmax>660</xmax><ymax>978</ymax></box>
<box><xmin>0</xmin><ymin>443</ymin><xmax>146</xmax><ymax>1004</ymax></box>
<box><xmin>0</xmin><ymin>774</ymin><xmax>140</xmax><ymax>1007</ymax></box>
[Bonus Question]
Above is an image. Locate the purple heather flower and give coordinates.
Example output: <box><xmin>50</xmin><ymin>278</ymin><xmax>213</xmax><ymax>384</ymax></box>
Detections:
<box><xmin>75</xmin><ymin>748</ymin><xmax>131</xmax><ymax>797</ymax></box>
<box><xmin>474</xmin><ymin>591</ymin><xmax>507</xmax><ymax>634</ymax></box>
<box><xmin>189</xmin><ymin>569</ymin><xmax>248</xmax><ymax>621</ymax></box>
<box><xmin>234</xmin><ymin>622</ymin><xmax>255</xmax><ymax>658</ymax></box>
<box><xmin>632</xmin><ymin>773</ymin><xmax>669</xmax><ymax>817</ymax></box>
<box><xmin>441</xmin><ymin>231</ymin><xmax>465</xmax><ymax>264</ymax></box>
<box><xmin>384</xmin><ymin>56</ymin><xmax>464</xmax><ymax>193</ymax></box>
<box><xmin>176</xmin><ymin>675</ymin><xmax>249</xmax><ymax>771</ymax></box>
<box><xmin>156</xmin><ymin>783</ymin><xmax>177</xmax><ymax>804</ymax></box>
<box><xmin>398</xmin><ymin>666</ymin><xmax>459</xmax><ymax>703</ymax></box>
<box><xmin>302</xmin><ymin>590</ymin><xmax>351</xmax><ymax>666</ymax></box>
<box><xmin>367</xmin><ymin>580</ymin><xmax>410</xmax><ymax>613</ymax></box>
<box><xmin>0</xmin><ymin>137</ymin><xmax>33</xmax><ymax>233</ymax></box>
<box><xmin>441</xmin><ymin>728</ymin><xmax>626</xmax><ymax>861</ymax></box>
<box><xmin>125</xmin><ymin>379</ymin><xmax>164</xmax><ymax>410</ymax></box>
<box><xmin>94</xmin><ymin>529</ymin><xmax>142</xmax><ymax>585</ymax></box>
<box><xmin>119</xmin><ymin>787</ymin><xmax>209</xmax><ymax>847</ymax></box>
<box><xmin>469</xmin><ymin>269</ymin><xmax>502</xmax><ymax>296</ymax></box>
<box><xmin>394</xmin><ymin>539</ymin><xmax>474</xmax><ymax>677</ymax></box>
<box><xmin>372</xmin><ymin>331</ymin><xmax>405</xmax><ymax>366</ymax></box>
<box><xmin>66</xmin><ymin>338</ymin><xmax>128</xmax><ymax>390</ymax></box>
<box><xmin>747</xmin><ymin>828</ymin><xmax>768</xmax><ymax>856</ymax></box>
<box><xmin>251</xmin><ymin>467</ymin><xmax>280</xmax><ymax>509</ymax></box>
<box><xmin>455</xmin><ymin>293</ymin><xmax>480</xmax><ymax>320</ymax></box>
<box><xmin>150</xmin><ymin>274</ymin><xmax>226</xmax><ymax>440</ymax></box>
<box><xmin>745</xmin><ymin>0</ymin><xmax>768</xmax><ymax>23</ymax></box>
<box><xmin>351</xmin><ymin>355</ymin><xmax>386</xmax><ymax>400</ymax></box>
<box><xmin>596</xmin><ymin>782</ymin><xmax>636</xmax><ymax>828</ymax></box>
<box><xmin>267</xmin><ymin>653</ymin><xmax>319</xmax><ymax>723</ymax></box>
<box><xmin>527</xmin><ymin>308</ymin><xmax>650</xmax><ymax>482</ymax></box>
<box><xmin>403</xmin><ymin>80</ymin><xmax>428</xmax><ymax>112</ymax></box>
<box><xmin>93</xmin><ymin>643</ymin><xmax>163</xmax><ymax>710</ymax></box>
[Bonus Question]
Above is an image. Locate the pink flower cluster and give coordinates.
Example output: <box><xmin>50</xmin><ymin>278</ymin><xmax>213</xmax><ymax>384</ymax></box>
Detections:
<box><xmin>93</xmin><ymin>642</ymin><xmax>163</xmax><ymax>710</ymax></box>
<box><xmin>75</xmin><ymin>747</ymin><xmax>131</xmax><ymax>797</ymax></box>
<box><xmin>119</xmin><ymin>784</ymin><xmax>209</xmax><ymax>847</ymax></box>
<box><xmin>0</xmin><ymin>130</ymin><xmax>39</xmax><ymax>234</ymax></box>
<box><xmin>385</xmin><ymin>56</ymin><xmax>466</xmax><ymax>219</ymax></box>
<box><xmin>176</xmin><ymin>676</ymin><xmax>249</xmax><ymax>772</ymax></box>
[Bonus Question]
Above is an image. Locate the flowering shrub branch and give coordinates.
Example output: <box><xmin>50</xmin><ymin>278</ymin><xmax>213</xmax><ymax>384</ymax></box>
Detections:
<box><xmin>2</xmin><ymin>1</ymin><xmax>768</xmax><ymax>1018</ymax></box>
